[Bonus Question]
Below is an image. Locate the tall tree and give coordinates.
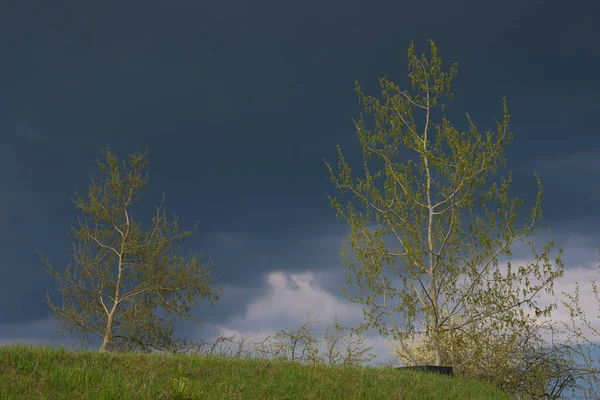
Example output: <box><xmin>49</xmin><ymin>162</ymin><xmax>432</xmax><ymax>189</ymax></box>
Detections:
<box><xmin>42</xmin><ymin>148</ymin><xmax>221</xmax><ymax>353</ymax></box>
<box><xmin>324</xmin><ymin>40</ymin><xmax>564</xmax><ymax>368</ymax></box>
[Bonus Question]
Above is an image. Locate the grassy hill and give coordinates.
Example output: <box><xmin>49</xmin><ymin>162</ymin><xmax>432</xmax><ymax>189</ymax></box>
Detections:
<box><xmin>0</xmin><ymin>344</ymin><xmax>513</xmax><ymax>399</ymax></box>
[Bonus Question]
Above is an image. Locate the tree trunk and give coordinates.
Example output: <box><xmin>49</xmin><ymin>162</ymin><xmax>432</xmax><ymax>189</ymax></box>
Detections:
<box><xmin>99</xmin><ymin>311</ymin><xmax>116</xmax><ymax>353</ymax></box>
<box><xmin>433</xmin><ymin>329</ymin><xmax>442</xmax><ymax>366</ymax></box>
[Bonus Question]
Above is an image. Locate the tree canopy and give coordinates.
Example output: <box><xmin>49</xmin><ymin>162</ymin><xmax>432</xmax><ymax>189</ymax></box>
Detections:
<box><xmin>324</xmin><ymin>40</ymin><xmax>564</xmax><ymax>372</ymax></box>
<box><xmin>42</xmin><ymin>148</ymin><xmax>221</xmax><ymax>353</ymax></box>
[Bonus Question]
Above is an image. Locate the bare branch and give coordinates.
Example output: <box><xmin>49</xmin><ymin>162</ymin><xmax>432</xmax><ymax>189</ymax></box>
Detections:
<box><xmin>85</xmin><ymin>231</ymin><xmax>120</xmax><ymax>256</ymax></box>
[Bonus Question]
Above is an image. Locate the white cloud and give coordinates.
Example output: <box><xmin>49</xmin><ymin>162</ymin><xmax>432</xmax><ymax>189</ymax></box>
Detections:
<box><xmin>246</xmin><ymin>271</ymin><xmax>360</xmax><ymax>324</ymax></box>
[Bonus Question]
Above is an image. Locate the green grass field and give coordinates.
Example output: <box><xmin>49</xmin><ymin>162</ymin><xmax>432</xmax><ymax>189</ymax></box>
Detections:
<box><xmin>0</xmin><ymin>344</ymin><xmax>513</xmax><ymax>399</ymax></box>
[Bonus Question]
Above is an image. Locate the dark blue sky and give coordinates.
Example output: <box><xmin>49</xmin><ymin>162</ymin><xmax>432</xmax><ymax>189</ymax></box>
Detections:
<box><xmin>1</xmin><ymin>0</ymin><xmax>599</xmax><ymax>366</ymax></box>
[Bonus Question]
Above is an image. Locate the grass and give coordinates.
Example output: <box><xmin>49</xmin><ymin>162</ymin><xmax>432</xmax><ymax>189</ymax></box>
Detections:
<box><xmin>0</xmin><ymin>343</ymin><xmax>514</xmax><ymax>399</ymax></box>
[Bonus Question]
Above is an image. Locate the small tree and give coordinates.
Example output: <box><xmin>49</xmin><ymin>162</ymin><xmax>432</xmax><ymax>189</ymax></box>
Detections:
<box><xmin>41</xmin><ymin>148</ymin><xmax>221</xmax><ymax>353</ymax></box>
<box><xmin>321</xmin><ymin>316</ymin><xmax>376</xmax><ymax>366</ymax></box>
<box><xmin>249</xmin><ymin>316</ymin><xmax>376</xmax><ymax>366</ymax></box>
<box><xmin>324</xmin><ymin>40</ymin><xmax>564</xmax><ymax>370</ymax></box>
<box><xmin>173</xmin><ymin>315</ymin><xmax>376</xmax><ymax>367</ymax></box>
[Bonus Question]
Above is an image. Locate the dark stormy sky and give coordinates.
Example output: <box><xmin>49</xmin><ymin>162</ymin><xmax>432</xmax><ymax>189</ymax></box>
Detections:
<box><xmin>1</xmin><ymin>0</ymin><xmax>599</xmax><ymax>365</ymax></box>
